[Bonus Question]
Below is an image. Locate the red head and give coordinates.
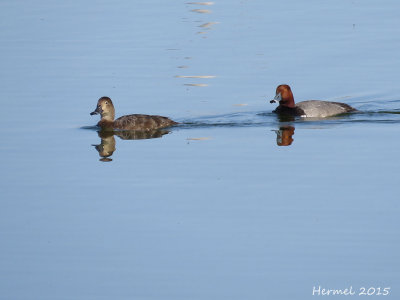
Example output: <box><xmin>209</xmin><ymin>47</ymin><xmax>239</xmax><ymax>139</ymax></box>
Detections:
<box><xmin>271</xmin><ymin>84</ymin><xmax>295</xmax><ymax>108</ymax></box>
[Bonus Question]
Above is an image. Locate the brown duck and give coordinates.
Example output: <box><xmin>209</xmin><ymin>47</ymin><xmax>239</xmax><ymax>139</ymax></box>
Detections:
<box><xmin>90</xmin><ymin>97</ymin><xmax>178</xmax><ymax>131</ymax></box>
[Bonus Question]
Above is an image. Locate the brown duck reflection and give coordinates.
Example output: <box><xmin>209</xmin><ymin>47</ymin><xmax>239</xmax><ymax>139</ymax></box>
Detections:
<box><xmin>92</xmin><ymin>129</ymin><xmax>171</xmax><ymax>162</ymax></box>
<box><xmin>274</xmin><ymin>126</ymin><xmax>295</xmax><ymax>146</ymax></box>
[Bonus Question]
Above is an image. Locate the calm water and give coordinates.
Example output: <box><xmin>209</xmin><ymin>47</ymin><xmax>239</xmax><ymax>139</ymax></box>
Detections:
<box><xmin>1</xmin><ymin>0</ymin><xmax>399</xmax><ymax>299</ymax></box>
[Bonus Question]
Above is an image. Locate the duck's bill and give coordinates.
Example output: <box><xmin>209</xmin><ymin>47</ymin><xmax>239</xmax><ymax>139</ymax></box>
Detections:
<box><xmin>90</xmin><ymin>106</ymin><xmax>102</xmax><ymax>115</ymax></box>
<box><xmin>270</xmin><ymin>92</ymin><xmax>281</xmax><ymax>104</ymax></box>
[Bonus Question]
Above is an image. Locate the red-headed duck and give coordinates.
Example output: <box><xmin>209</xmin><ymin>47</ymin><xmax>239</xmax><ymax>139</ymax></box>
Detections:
<box><xmin>274</xmin><ymin>126</ymin><xmax>295</xmax><ymax>146</ymax></box>
<box><xmin>90</xmin><ymin>97</ymin><xmax>178</xmax><ymax>131</ymax></box>
<box><xmin>270</xmin><ymin>84</ymin><xmax>356</xmax><ymax>118</ymax></box>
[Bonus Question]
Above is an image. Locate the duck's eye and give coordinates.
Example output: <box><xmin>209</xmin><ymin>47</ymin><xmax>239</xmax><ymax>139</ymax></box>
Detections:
<box><xmin>105</xmin><ymin>101</ymin><xmax>108</xmax><ymax>104</ymax></box>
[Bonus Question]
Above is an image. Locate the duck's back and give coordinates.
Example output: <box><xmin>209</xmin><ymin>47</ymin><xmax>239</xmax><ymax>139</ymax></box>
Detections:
<box><xmin>113</xmin><ymin>114</ymin><xmax>178</xmax><ymax>131</ymax></box>
<box><xmin>297</xmin><ymin>100</ymin><xmax>356</xmax><ymax>118</ymax></box>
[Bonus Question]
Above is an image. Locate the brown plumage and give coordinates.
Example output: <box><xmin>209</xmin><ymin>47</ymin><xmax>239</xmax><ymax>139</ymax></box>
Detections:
<box><xmin>90</xmin><ymin>97</ymin><xmax>178</xmax><ymax>131</ymax></box>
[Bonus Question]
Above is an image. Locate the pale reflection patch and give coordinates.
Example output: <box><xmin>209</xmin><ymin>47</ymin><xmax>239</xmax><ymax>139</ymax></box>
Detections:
<box><xmin>186</xmin><ymin>137</ymin><xmax>212</xmax><ymax>140</ymax></box>
<box><xmin>186</xmin><ymin>2</ymin><xmax>214</xmax><ymax>5</ymax></box>
<box><xmin>184</xmin><ymin>83</ymin><xmax>209</xmax><ymax>87</ymax></box>
<box><xmin>199</xmin><ymin>21</ymin><xmax>218</xmax><ymax>28</ymax></box>
<box><xmin>191</xmin><ymin>9</ymin><xmax>212</xmax><ymax>14</ymax></box>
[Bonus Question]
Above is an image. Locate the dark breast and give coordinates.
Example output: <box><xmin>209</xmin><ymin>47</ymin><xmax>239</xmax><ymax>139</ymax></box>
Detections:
<box><xmin>113</xmin><ymin>114</ymin><xmax>178</xmax><ymax>131</ymax></box>
<box><xmin>273</xmin><ymin>105</ymin><xmax>305</xmax><ymax>116</ymax></box>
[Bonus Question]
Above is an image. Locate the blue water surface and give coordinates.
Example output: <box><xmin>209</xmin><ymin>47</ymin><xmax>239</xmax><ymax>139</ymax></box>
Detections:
<box><xmin>0</xmin><ymin>0</ymin><xmax>399</xmax><ymax>299</ymax></box>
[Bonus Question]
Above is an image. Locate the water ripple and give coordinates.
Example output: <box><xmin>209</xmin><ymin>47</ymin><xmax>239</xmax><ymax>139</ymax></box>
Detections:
<box><xmin>177</xmin><ymin>109</ymin><xmax>400</xmax><ymax>129</ymax></box>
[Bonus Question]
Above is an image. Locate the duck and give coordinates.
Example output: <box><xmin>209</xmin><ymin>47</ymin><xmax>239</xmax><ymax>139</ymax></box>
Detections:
<box><xmin>270</xmin><ymin>84</ymin><xmax>356</xmax><ymax>118</ymax></box>
<box><xmin>90</xmin><ymin>97</ymin><xmax>178</xmax><ymax>131</ymax></box>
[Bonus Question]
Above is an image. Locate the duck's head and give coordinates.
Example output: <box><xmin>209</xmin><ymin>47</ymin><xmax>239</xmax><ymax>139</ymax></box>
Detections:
<box><xmin>270</xmin><ymin>84</ymin><xmax>295</xmax><ymax>108</ymax></box>
<box><xmin>90</xmin><ymin>97</ymin><xmax>115</xmax><ymax>121</ymax></box>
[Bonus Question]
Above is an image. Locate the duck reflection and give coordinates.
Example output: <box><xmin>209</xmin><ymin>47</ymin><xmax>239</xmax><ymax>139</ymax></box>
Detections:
<box><xmin>93</xmin><ymin>131</ymin><xmax>116</xmax><ymax>162</ymax></box>
<box><xmin>276</xmin><ymin>113</ymin><xmax>296</xmax><ymax>123</ymax></box>
<box><xmin>273</xmin><ymin>125</ymin><xmax>295</xmax><ymax>146</ymax></box>
<box><xmin>92</xmin><ymin>129</ymin><xmax>171</xmax><ymax>162</ymax></box>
